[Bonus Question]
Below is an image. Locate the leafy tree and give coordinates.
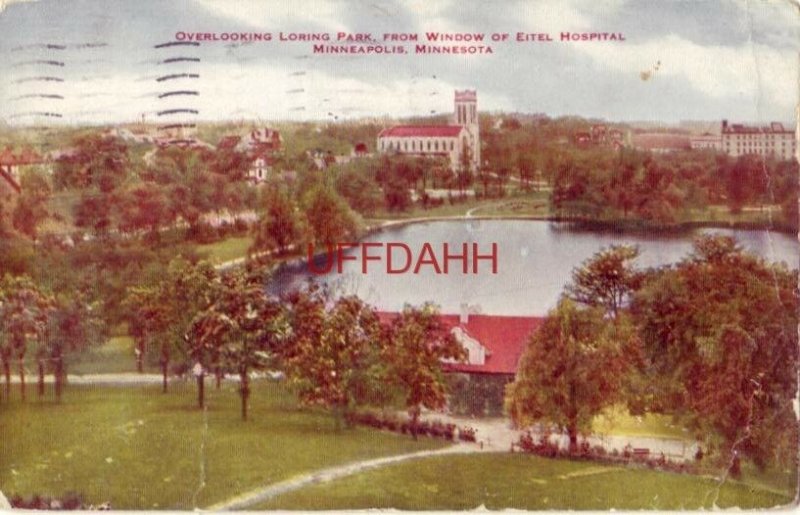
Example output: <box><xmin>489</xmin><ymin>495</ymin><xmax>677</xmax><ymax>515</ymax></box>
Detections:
<box><xmin>631</xmin><ymin>235</ymin><xmax>798</xmax><ymax>468</ymax></box>
<box><xmin>251</xmin><ymin>186</ymin><xmax>306</xmax><ymax>254</ymax></box>
<box><xmin>302</xmin><ymin>186</ymin><xmax>360</xmax><ymax>246</ymax></box>
<box><xmin>117</xmin><ymin>184</ymin><xmax>173</xmax><ymax>244</ymax></box>
<box><xmin>0</xmin><ymin>275</ymin><xmax>54</xmax><ymax>401</ymax></box>
<box><xmin>565</xmin><ymin>245</ymin><xmax>641</xmax><ymax>318</ymax></box>
<box><xmin>12</xmin><ymin>169</ymin><xmax>51</xmax><ymax>241</ymax></box>
<box><xmin>53</xmin><ymin>134</ymin><xmax>129</xmax><ymax>192</ymax></box>
<box><xmin>506</xmin><ymin>300</ymin><xmax>636</xmax><ymax>451</ymax></box>
<box><xmin>334</xmin><ymin>167</ymin><xmax>383</xmax><ymax>215</ymax></box>
<box><xmin>126</xmin><ymin>258</ymin><xmax>217</xmax><ymax>391</ymax></box>
<box><xmin>281</xmin><ymin>288</ymin><xmax>383</xmax><ymax>428</ymax></box>
<box><xmin>74</xmin><ymin>193</ymin><xmax>113</xmax><ymax>238</ymax></box>
<box><xmin>200</xmin><ymin>269</ymin><xmax>285</xmax><ymax>420</ymax></box>
<box><xmin>383</xmin><ymin>304</ymin><xmax>466</xmax><ymax>439</ymax></box>
<box><xmin>45</xmin><ymin>292</ymin><xmax>105</xmax><ymax>401</ymax></box>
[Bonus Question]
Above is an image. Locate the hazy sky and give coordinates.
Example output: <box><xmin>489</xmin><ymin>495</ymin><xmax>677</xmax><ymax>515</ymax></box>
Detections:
<box><xmin>0</xmin><ymin>0</ymin><xmax>797</xmax><ymax>126</ymax></box>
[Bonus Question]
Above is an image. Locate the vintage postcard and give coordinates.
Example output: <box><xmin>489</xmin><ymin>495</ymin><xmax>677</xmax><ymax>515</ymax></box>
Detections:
<box><xmin>0</xmin><ymin>0</ymin><xmax>797</xmax><ymax>511</ymax></box>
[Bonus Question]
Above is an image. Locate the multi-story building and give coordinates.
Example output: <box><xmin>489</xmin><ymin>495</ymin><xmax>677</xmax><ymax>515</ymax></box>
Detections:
<box><xmin>377</xmin><ymin>90</ymin><xmax>480</xmax><ymax>171</ymax></box>
<box><xmin>720</xmin><ymin>120</ymin><xmax>796</xmax><ymax>160</ymax></box>
<box><xmin>689</xmin><ymin>132</ymin><xmax>721</xmax><ymax>151</ymax></box>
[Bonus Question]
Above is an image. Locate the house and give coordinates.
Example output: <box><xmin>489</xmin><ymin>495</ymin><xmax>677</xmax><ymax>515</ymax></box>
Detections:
<box><xmin>217</xmin><ymin>129</ymin><xmax>283</xmax><ymax>182</ymax></box>
<box><xmin>0</xmin><ymin>146</ymin><xmax>46</xmax><ymax>183</ymax></box>
<box><xmin>377</xmin><ymin>90</ymin><xmax>481</xmax><ymax>172</ymax></box>
<box><xmin>377</xmin><ymin>308</ymin><xmax>542</xmax><ymax>376</ymax></box>
<box><xmin>239</xmin><ymin>128</ymin><xmax>282</xmax><ymax>153</ymax></box>
<box><xmin>377</xmin><ymin>307</ymin><xmax>542</xmax><ymax>415</ymax></box>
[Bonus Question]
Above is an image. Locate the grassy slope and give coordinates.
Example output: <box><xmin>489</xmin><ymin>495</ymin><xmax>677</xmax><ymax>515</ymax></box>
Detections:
<box><xmin>257</xmin><ymin>453</ymin><xmax>795</xmax><ymax>510</ymax></box>
<box><xmin>0</xmin><ymin>383</ymin><xmax>444</xmax><ymax>509</ymax></box>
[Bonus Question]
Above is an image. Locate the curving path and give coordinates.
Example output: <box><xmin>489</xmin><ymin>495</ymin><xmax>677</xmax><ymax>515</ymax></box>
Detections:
<box><xmin>204</xmin><ymin>443</ymin><xmax>479</xmax><ymax>511</ymax></box>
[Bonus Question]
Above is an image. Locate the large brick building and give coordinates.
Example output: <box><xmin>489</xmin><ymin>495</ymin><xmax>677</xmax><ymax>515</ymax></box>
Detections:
<box><xmin>721</xmin><ymin>120</ymin><xmax>796</xmax><ymax>160</ymax></box>
<box><xmin>377</xmin><ymin>90</ymin><xmax>480</xmax><ymax>171</ymax></box>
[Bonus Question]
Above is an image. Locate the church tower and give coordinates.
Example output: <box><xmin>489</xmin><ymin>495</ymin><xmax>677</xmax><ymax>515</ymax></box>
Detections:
<box><xmin>453</xmin><ymin>90</ymin><xmax>480</xmax><ymax>170</ymax></box>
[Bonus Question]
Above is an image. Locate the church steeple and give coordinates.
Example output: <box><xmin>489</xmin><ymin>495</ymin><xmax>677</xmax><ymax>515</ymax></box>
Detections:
<box><xmin>453</xmin><ymin>90</ymin><xmax>480</xmax><ymax>170</ymax></box>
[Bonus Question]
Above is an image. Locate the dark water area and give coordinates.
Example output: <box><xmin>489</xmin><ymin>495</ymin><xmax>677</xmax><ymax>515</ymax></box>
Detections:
<box><xmin>269</xmin><ymin>220</ymin><xmax>798</xmax><ymax>316</ymax></box>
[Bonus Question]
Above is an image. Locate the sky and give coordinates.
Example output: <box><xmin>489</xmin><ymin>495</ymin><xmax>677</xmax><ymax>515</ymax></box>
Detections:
<box><xmin>0</xmin><ymin>0</ymin><xmax>797</xmax><ymax>126</ymax></box>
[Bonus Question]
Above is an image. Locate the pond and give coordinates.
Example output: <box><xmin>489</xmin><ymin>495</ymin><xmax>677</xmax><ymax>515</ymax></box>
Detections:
<box><xmin>269</xmin><ymin>220</ymin><xmax>798</xmax><ymax>316</ymax></box>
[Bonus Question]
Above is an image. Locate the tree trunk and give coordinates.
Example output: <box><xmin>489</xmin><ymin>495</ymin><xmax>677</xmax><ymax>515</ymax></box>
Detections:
<box><xmin>197</xmin><ymin>372</ymin><xmax>205</xmax><ymax>409</ymax></box>
<box><xmin>215</xmin><ymin>367</ymin><xmax>222</xmax><ymax>389</ymax></box>
<box><xmin>3</xmin><ymin>360</ymin><xmax>10</xmax><ymax>401</ymax></box>
<box><xmin>410</xmin><ymin>407</ymin><xmax>420</xmax><ymax>441</ymax></box>
<box><xmin>160</xmin><ymin>346</ymin><xmax>169</xmax><ymax>394</ymax></box>
<box><xmin>18</xmin><ymin>359</ymin><xmax>26</xmax><ymax>402</ymax></box>
<box><xmin>37</xmin><ymin>360</ymin><xmax>45</xmax><ymax>398</ymax></box>
<box><xmin>54</xmin><ymin>358</ymin><xmax>64</xmax><ymax>403</ymax></box>
<box><xmin>239</xmin><ymin>370</ymin><xmax>250</xmax><ymax>421</ymax></box>
<box><xmin>567</xmin><ymin>423</ymin><xmax>578</xmax><ymax>454</ymax></box>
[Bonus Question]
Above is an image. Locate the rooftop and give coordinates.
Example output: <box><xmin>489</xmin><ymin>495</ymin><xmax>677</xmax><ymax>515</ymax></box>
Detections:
<box><xmin>377</xmin><ymin>312</ymin><xmax>542</xmax><ymax>375</ymax></box>
<box><xmin>378</xmin><ymin>125</ymin><xmax>465</xmax><ymax>138</ymax></box>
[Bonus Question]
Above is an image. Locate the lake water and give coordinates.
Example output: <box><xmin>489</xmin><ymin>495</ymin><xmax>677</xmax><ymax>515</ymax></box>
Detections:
<box><xmin>269</xmin><ymin>220</ymin><xmax>798</xmax><ymax>316</ymax></box>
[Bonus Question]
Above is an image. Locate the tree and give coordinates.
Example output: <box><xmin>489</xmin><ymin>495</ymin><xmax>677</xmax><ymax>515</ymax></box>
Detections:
<box><xmin>383</xmin><ymin>304</ymin><xmax>466</xmax><ymax>439</ymax></box>
<box><xmin>565</xmin><ymin>245</ymin><xmax>641</xmax><ymax>318</ymax></box>
<box><xmin>117</xmin><ymin>184</ymin><xmax>173</xmax><ymax>244</ymax></box>
<box><xmin>44</xmin><ymin>291</ymin><xmax>105</xmax><ymax>401</ymax></box>
<box><xmin>74</xmin><ymin>193</ymin><xmax>113</xmax><ymax>238</ymax></box>
<box><xmin>302</xmin><ymin>186</ymin><xmax>360</xmax><ymax>246</ymax></box>
<box><xmin>126</xmin><ymin>258</ymin><xmax>217</xmax><ymax>391</ymax></box>
<box><xmin>631</xmin><ymin>235</ymin><xmax>798</xmax><ymax>468</ymax></box>
<box><xmin>506</xmin><ymin>300</ymin><xmax>635</xmax><ymax>451</ymax></box>
<box><xmin>0</xmin><ymin>275</ymin><xmax>53</xmax><ymax>401</ymax></box>
<box><xmin>53</xmin><ymin>134</ymin><xmax>129</xmax><ymax>192</ymax></box>
<box><xmin>12</xmin><ymin>169</ymin><xmax>51</xmax><ymax>241</ymax></box>
<box><xmin>281</xmin><ymin>288</ymin><xmax>383</xmax><ymax>428</ymax></box>
<box><xmin>335</xmin><ymin>167</ymin><xmax>383</xmax><ymax>215</ymax></box>
<box><xmin>199</xmin><ymin>269</ymin><xmax>285</xmax><ymax>420</ymax></box>
<box><xmin>251</xmin><ymin>186</ymin><xmax>306</xmax><ymax>254</ymax></box>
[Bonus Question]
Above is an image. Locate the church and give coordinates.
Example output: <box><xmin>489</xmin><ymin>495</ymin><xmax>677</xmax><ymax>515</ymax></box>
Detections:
<box><xmin>377</xmin><ymin>90</ymin><xmax>480</xmax><ymax>171</ymax></box>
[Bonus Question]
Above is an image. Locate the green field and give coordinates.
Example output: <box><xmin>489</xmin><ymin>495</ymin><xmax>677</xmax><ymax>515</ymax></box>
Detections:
<box><xmin>195</xmin><ymin>236</ymin><xmax>254</xmax><ymax>264</ymax></box>
<box><xmin>0</xmin><ymin>383</ymin><xmax>444</xmax><ymax>509</ymax></box>
<box><xmin>256</xmin><ymin>453</ymin><xmax>795</xmax><ymax>510</ymax></box>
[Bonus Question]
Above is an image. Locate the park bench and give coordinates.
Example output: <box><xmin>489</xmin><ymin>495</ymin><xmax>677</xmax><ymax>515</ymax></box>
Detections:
<box><xmin>633</xmin><ymin>448</ymin><xmax>650</xmax><ymax>458</ymax></box>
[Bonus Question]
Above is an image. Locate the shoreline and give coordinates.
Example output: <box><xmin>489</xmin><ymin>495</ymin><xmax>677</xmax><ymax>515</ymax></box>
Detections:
<box><xmin>364</xmin><ymin>215</ymin><xmax>798</xmax><ymax>237</ymax></box>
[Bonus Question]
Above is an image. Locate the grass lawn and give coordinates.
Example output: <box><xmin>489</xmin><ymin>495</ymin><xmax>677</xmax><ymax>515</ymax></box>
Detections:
<box><xmin>592</xmin><ymin>405</ymin><xmax>691</xmax><ymax>440</ymax></box>
<box><xmin>0</xmin><ymin>382</ymin><xmax>445</xmax><ymax>509</ymax></box>
<box><xmin>68</xmin><ymin>336</ymin><xmax>147</xmax><ymax>375</ymax></box>
<box><xmin>195</xmin><ymin>236</ymin><xmax>254</xmax><ymax>264</ymax></box>
<box><xmin>256</xmin><ymin>453</ymin><xmax>795</xmax><ymax>510</ymax></box>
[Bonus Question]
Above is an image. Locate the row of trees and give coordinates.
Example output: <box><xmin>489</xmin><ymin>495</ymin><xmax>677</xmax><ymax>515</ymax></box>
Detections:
<box><xmin>126</xmin><ymin>259</ymin><xmax>465</xmax><ymax>426</ymax></box>
<box><xmin>550</xmin><ymin>147</ymin><xmax>798</xmax><ymax>226</ymax></box>
<box><xmin>507</xmin><ymin>235</ymin><xmax>798</xmax><ymax>471</ymax></box>
<box><xmin>0</xmin><ymin>275</ymin><xmax>104</xmax><ymax>403</ymax></box>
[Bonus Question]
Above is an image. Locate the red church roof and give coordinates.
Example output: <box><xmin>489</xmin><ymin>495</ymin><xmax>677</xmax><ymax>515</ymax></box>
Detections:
<box><xmin>377</xmin><ymin>312</ymin><xmax>542</xmax><ymax>375</ymax></box>
<box><xmin>378</xmin><ymin>125</ymin><xmax>465</xmax><ymax>138</ymax></box>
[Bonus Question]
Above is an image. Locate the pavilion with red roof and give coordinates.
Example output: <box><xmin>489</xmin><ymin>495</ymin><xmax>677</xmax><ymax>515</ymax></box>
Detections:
<box><xmin>377</xmin><ymin>310</ymin><xmax>542</xmax><ymax>376</ymax></box>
